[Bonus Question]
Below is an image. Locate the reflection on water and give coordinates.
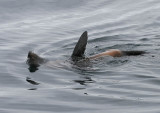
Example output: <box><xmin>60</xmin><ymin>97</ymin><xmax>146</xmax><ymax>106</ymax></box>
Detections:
<box><xmin>28</xmin><ymin>65</ymin><xmax>39</xmax><ymax>72</ymax></box>
<box><xmin>74</xmin><ymin>76</ymin><xmax>95</xmax><ymax>85</ymax></box>
<box><xmin>26</xmin><ymin>77</ymin><xmax>40</xmax><ymax>85</ymax></box>
<box><xmin>28</xmin><ymin>88</ymin><xmax>38</xmax><ymax>90</ymax></box>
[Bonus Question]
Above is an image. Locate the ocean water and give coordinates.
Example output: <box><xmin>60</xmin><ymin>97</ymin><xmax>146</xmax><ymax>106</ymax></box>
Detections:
<box><xmin>1</xmin><ymin>0</ymin><xmax>160</xmax><ymax>113</ymax></box>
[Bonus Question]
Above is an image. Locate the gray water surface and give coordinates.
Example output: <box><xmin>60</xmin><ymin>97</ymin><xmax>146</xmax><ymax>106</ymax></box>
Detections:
<box><xmin>1</xmin><ymin>0</ymin><xmax>160</xmax><ymax>113</ymax></box>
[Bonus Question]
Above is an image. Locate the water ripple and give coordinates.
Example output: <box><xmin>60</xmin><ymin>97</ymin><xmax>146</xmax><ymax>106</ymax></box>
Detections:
<box><xmin>1</xmin><ymin>0</ymin><xmax>160</xmax><ymax>113</ymax></box>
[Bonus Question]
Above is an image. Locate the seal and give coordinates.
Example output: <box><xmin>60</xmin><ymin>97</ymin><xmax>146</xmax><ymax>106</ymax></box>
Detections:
<box><xmin>27</xmin><ymin>31</ymin><xmax>146</xmax><ymax>71</ymax></box>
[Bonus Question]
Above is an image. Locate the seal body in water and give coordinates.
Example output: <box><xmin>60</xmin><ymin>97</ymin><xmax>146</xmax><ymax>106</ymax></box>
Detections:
<box><xmin>27</xmin><ymin>31</ymin><xmax>145</xmax><ymax>71</ymax></box>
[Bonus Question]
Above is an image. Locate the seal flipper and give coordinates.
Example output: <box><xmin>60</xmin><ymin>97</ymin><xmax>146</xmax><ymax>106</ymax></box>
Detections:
<box><xmin>71</xmin><ymin>31</ymin><xmax>88</xmax><ymax>59</ymax></box>
<box><xmin>122</xmin><ymin>51</ymin><xmax>146</xmax><ymax>56</ymax></box>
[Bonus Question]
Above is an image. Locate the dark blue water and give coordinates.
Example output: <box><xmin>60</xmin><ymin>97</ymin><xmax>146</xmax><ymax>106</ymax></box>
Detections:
<box><xmin>1</xmin><ymin>0</ymin><xmax>160</xmax><ymax>113</ymax></box>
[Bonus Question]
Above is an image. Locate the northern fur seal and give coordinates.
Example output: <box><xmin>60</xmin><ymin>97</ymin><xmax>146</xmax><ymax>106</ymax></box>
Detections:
<box><xmin>27</xmin><ymin>31</ymin><xmax>145</xmax><ymax>71</ymax></box>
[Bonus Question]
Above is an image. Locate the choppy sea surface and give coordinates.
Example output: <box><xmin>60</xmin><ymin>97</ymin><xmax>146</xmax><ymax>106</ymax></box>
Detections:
<box><xmin>1</xmin><ymin>0</ymin><xmax>160</xmax><ymax>113</ymax></box>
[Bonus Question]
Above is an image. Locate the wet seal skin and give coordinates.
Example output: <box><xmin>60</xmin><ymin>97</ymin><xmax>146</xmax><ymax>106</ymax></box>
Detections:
<box><xmin>26</xmin><ymin>31</ymin><xmax>146</xmax><ymax>72</ymax></box>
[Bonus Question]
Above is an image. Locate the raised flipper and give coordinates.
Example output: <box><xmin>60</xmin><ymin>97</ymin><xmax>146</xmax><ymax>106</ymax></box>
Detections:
<box><xmin>71</xmin><ymin>31</ymin><xmax>88</xmax><ymax>59</ymax></box>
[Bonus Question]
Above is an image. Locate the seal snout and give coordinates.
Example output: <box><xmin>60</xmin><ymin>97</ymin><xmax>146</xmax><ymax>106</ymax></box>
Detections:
<box><xmin>28</xmin><ymin>51</ymin><xmax>38</xmax><ymax>60</ymax></box>
<box><xmin>28</xmin><ymin>51</ymin><xmax>33</xmax><ymax>58</ymax></box>
<box><xmin>27</xmin><ymin>51</ymin><xmax>45</xmax><ymax>67</ymax></box>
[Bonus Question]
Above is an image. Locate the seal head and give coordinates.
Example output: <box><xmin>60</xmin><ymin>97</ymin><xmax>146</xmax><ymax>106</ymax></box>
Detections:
<box><xmin>27</xmin><ymin>51</ymin><xmax>46</xmax><ymax>72</ymax></box>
